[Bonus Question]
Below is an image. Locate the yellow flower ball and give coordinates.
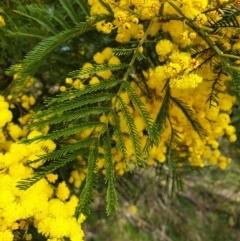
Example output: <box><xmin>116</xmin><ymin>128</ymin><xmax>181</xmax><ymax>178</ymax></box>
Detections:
<box><xmin>56</xmin><ymin>181</ymin><xmax>70</xmax><ymax>201</ymax></box>
<box><xmin>156</xmin><ymin>39</ymin><xmax>173</xmax><ymax>56</ymax></box>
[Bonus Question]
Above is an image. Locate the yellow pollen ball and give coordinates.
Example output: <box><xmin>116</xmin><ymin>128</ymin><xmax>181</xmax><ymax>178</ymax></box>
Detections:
<box><xmin>60</xmin><ymin>86</ymin><xmax>66</xmax><ymax>92</ymax></box>
<box><xmin>65</xmin><ymin>77</ymin><xmax>73</xmax><ymax>84</ymax></box>
<box><xmin>56</xmin><ymin>181</ymin><xmax>70</xmax><ymax>201</ymax></box>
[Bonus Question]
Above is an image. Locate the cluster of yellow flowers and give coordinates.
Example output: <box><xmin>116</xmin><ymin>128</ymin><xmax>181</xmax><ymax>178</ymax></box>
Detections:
<box><xmin>0</xmin><ymin>95</ymin><xmax>85</xmax><ymax>241</ymax></box>
<box><xmin>67</xmin><ymin>47</ymin><xmax>235</xmax><ymax>176</ymax></box>
<box><xmin>1</xmin><ymin>0</ymin><xmax>239</xmax><ymax>239</ymax></box>
<box><xmin>63</xmin><ymin>0</ymin><xmax>237</xmax><ymax>175</ymax></box>
<box><xmin>0</xmin><ymin>96</ymin><xmax>24</xmax><ymax>153</ymax></box>
<box><xmin>0</xmin><ymin>79</ymin><xmax>37</xmax><ymax>151</ymax></box>
<box><xmin>60</xmin><ymin>47</ymin><xmax>121</xmax><ymax>93</ymax></box>
<box><xmin>68</xmin><ymin>156</ymin><xmax>87</xmax><ymax>188</ymax></box>
<box><xmin>145</xmin><ymin>64</ymin><xmax>236</xmax><ymax>169</ymax></box>
<box><xmin>154</xmin><ymin>44</ymin><xmax>202</xmax><ymax>89</ymax></box>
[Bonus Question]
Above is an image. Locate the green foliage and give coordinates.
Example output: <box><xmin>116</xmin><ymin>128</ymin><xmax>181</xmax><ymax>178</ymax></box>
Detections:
<box><xmin>7</xmin><ymin>24</ymin><xmax>93</xmax><ymax>94</ymax></box>
<box><xmin>170</xmin><ymin>97</ymin><xmax>206</xmax><ymax>140</ymax></box>
<box><xmin>209</xmin><ymin>5</ymin><xmax>240</xmax><ymax>28</ymax></box>
<box><xmin>144</xmin><ymin>86</ymin><xmax>170</xmax><ymax>154</ymax></box>
<box><xmin>103</xmin><ymin>130</ymin><xmax>118</xmax><ymax>215</ymax></box>
<box><xmin>5</xmin><ymin>2</ymin><xmax>108</xmax><ymax>94</ymax></box>
<box><xmin>76</xmin><ymin>145</ymin><xmax>99</xmax><ymax>216</ymax></box>
<box><xmin>69</xmin><ymin>63</ymin><xmax>129</xmax><ymax>78</ymax></box>
<box><xmin>110</xmin><ymin>110</ymin><xmax>129</xmax><ymax>168</ymax></box>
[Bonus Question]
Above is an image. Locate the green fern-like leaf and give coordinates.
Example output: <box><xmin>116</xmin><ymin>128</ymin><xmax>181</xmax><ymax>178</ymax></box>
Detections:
<box><xmin>17</xmin><ymin>152</ymin><xmax>82</xmax><ymax>190</ymax></box>
<box><xmin>112</xmin><ymin>48</ymin><xmax>135</xmax><ymax>56</ymax></box>
<box><xmin>97</xmin><ymin>0</ymin><xmax>113</xmax><ymax>15</ymax></box>
<box><xmin>75</xmin><ymin>145</ymin><xmax>99</xmax><ymax>216</ymax></box>
<box><xmin>144</xmin><ymin>86</ymin><xmax>171</xmax><ymax>154</ymax></box>
<box><xmin>227</xmin><ymin>69</ymin><xmax>240</xmax><ymax>96</ymax></box>
<box><xmin>117</xmin><ymin>96</ymin><xmax>144</xmax><ymax>166</ymax></box>
<box><xmin>29</xmin><ymin>107</ymin><xmax>110</xmax><ymax>129</ymax></box>
<box><xmin>135</xmin><ymin>50</ymin><xmax>146</xmax><ymax>61</ymax></box>
<box><xmin>14</xmin><ymin>4</ymin><xmax>57</xmax><ymax>34</ymax></box>
<box><xmin>110</xmin><ymin>110</ymin><xmax>128</xmax><ymax>169</ymax></box>
<box><xmin>26</xmin><ymin>138</ymin><xmax>95</xmax><ymax>164</ymax></box>
<box><xmin>59</xmin><ymin>0</ymin><xmax>79</xmax><ymax>24</ymax></box>
<box><xmin>44</xmin><ymin>79</ymin><xmax>121</xmax><ymax>106</ymax></box>
<box><xmin>7</xmin><ymin>18</ymin><xmax>106</xmax><ymax>94</ymax></box>
<box><xmin>210</xmin><ymin>6</ymin><xmax>240</xmax><ymax>29</ymax></box>
<box><xmin>74</xmin><ymin>0</ymin><xmax>90</xmax><ymax>16</ymax></box>
<box><xmin>224</xmin><ymin>61</ymin><xmax>240</xmax><ymax>97</ymax></box>
<box><xmin>33</xmin><ymin>93</ymin><xmax>115</xmax><ymax>120</ymax></box>
<box><xmin>123</xmin><ymin>81</ymin><xmax>158</xmax><ymax>142</ymax></box>
<box><xmin>170</xmin><ymin>97</ymin><xmax>207</xmax><ymax>140</ymax></box>
<box><xmin>51</xmin><ymin>8</ymin><xmax>71</xmax><ymax>30</ymax></box>
<box><xmin>26</xmin><ymin>122</ymin><xmax>103</xmax><ymax>142</ymax></box>
<box><xmin>7</xmin><ymin>26</ymin><xmax>46</xmax><ymax>39</ymax></box>
<box><xmin>68</xmin><ymin>63</ymin><xmax>128</xmax><ymax>78</ymax></box>
<box><xmin>103</xmin><ymin>130</ymin><xmax>118</xmax><ymax>215</ymax></box>
<box><xmin>206</xmin><ymin>71</ymin><xmax>222</xmax><ymax>107</ymax></box>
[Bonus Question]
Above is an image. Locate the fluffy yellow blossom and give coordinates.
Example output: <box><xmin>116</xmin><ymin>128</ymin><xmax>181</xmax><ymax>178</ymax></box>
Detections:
<box><xmin>0</xmin><ymin>130</ymin><xmax>6</xmax><ymax>144</ymax></box>
<box><xmin>65</xmin><ymin>195</ymin><xmax>79</xmax><ymax>216</ymax></box>
<box><xmin>229</xmin><ymin>134</ymin><xmax>237</xmax><ymax>142</ymax></box>
<box><xmin>192</xmin><ymin>0</ymin><xmax>208</xmax><ymax>11</ymax></box>
<box><xmin>96</xmin><ymin>20</ymin><xmax>113</xmax><ymax>34</ymax></box>
<box><xmin>225</xmin><ymin>125</ymin><xmax>236</xmax><ymax>136</ymax></box>
<box><xmin>69</xmin><ymin>169</ymin><xmax>86</xmax><ymax>188</ymax></box>
<box><xmin>102</xmin><ymin>47</ymin><xmax>112</xmax><ymax>60</ymax></box>
<box><xmin>0</xmin><ymin>98</ymin><xmax>85</xmax><ymax>240</ymax></box>
<box><xmin>72</xmin><ymin>79</ymin><xmax>85</xmax><ymax>89</ymax></box>
<box><xmin>128</xmin><ymin>205</ymin><xmax>138</xmax><ymax>214</ymax></box>
<box><xmin>169</xmin><ymin>51</ymin><xmax>191</xmax><ymax>69</ymax></box>
<box><xmin>18</xmin><ymin>114</ymin><xmax>31</xmax><ymax>125</ymax></box>
<box><xmin>0</xmin><ymin>100</ymin><xmax>9</xmax><ymax>109</ymax></box>
<box><xmin>89</xmin><ymin>1</ymin><xmax>109</xmax><ymax>15</ymax></box>
<box><xmin>108</xmin><ymin>56</ymin><xmax>121</xmax><ymax>65</ymax></box>
<box><xmin>162</xmin><ymin>20</ymin><xmax>183</xmax><ymax>40</ymax></box>
<box><xmin>56</xmin><ymin>181</ymin><xmax>70</xmax><ymax>201</ymax></box>
<box><xmin>79</xmin><ymin>62</ymin><xmax>93</xmax><ymax>79</ymax></box>
<box><xmin>155</xmin><ymin>39</ymin><xmax>173</xmax><ymax>56</ymax></box>
<box><xmin>97</xmin><ymin>70</ymin><xmax>112</xmax><ymax>79</ymax></box>
<box><xmin>7</xmin><ymin>123</ymin><xmax>22</xmax><ymax>141</ymax></box>
<box><xmin>196</xmin><ymin>13</ymin><xmax>208</xmax><ymax>25</ymax></box>
<box><xmin>60</xmin><ymin>86</ymin><xmax>66</xmax><ymax>92</ymax></box>
<box><xmin>101</xmin><ymin>22</ymin><xmax>113</xmax><ymax>34</ymax></box>
<box><xmin>93</xmin><ymin>52</ymin><xmax>105</xmax><ymax>64</ymax></box>
<box><xmin>65</xmin><ymin>77</ymin><xmax>73</xmax><ymax>84</ymax></box>
<box><xmin>119</xmin><ymin>92</ymin><xmax>130</xmax><ymax>105</ymax></box>
<box><xmin>134</xmin><ymin>115</ymin><xmax>145</xmax><ymax>133</ymax></box>
<box><xmin>165</xmin><ymin>63</ymin><xmax>182</xmax><ymax>77</ymax></box>
<box><xmin>0</xmin><ymin>230</ymin><xmax>13</xmax><ymax>241</ymax></box>
<box><xmin>114</xmin><ymin>11</ymin><xmax>128</xmax><ymax>24</ymax></box>
<box><xmin>140</xmin><ymin>0</ymin><xmax>161</xmax><ymax>20</ymax></box>
<box><xmin>46</xmin><ymin>173</ymin><xmax>58</xmax><ymax>183</ymax></box>
<box><xmin>29</xmin><ymin>96</ymin><xmax>36</xmax><ymax>105</ymax></box>
<box><xmin>89</xmin><ymin>76</ymin><xmax>100</xmax><ymax>85</ymax></box>
<box><xmin>0</xmin><ymin>109</ymin><xmax>12</xmax><ymax>127</ymax></box>
<box><xmin>170</xmin><ymin>74</ymin><xmax>203</xmax><ymax>89</ymax></box>
<box><xmin>97</xmin><ymin>158</ymin><xmax>105</xmax><ymax>169</ymax></box>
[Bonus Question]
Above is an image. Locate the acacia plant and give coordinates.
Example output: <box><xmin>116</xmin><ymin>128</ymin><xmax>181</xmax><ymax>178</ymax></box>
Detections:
<box><xmin>1</xmin><ymin>0</ymin><xmax>240</xmax><ymax>240</ymax></box>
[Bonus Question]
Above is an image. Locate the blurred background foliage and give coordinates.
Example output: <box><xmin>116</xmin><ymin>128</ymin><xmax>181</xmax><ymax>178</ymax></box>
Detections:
<box><xmin>83</xmin><ymin>155</ymin><xmax>240</xmax><ymax>241</ymax></box>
